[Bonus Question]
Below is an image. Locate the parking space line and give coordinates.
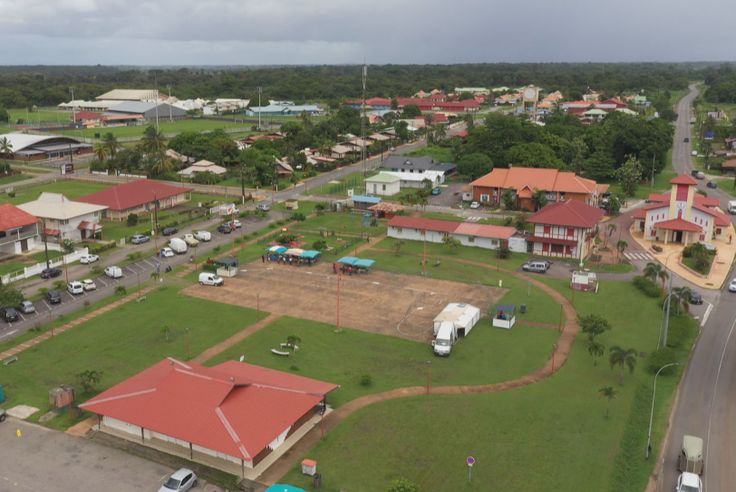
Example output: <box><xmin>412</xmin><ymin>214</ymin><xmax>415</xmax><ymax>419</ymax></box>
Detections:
<box><xmin>97</xmin><ymin>277</ymin><xmax>108</xmax><ymax>287</ymax></box>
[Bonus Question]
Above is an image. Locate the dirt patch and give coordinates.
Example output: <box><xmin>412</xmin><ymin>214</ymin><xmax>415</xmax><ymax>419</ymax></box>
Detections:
<box><xmin>182</xmin><ymin>262</ymin><xmax>505</xmax><ymax>342</ymax></box>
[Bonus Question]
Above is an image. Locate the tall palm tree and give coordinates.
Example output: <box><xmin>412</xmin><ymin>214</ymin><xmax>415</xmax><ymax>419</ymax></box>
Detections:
<box><xmin>142</xmin><ymin>126</ymin><xmax>167</xmax><ymax>175</ymax></box>
<box><xmin>0</xmin><ymin>136</ymin><xmax>12</xmax><ymax>156</ymax></box>
<box><xmin>604</xmin><ymin>223</ymin><xmax>617</xmax><ymax>249</ymax></box>
<box><xmin>598</xmin><ymin>386</ymin><xmax>617</xmax><ymax>418</ymax></box>
<box><xmin>586</xmin><ymin>336</ymin><xmax>605</xmax><ymax>366</ymax></box>
<box><xmin>92</xmin><ymin>142</ymin><xmax>108</xmax><ymax>162</ymax></box>
<box><xmin>102</xmin><ymin>133</ymin><xmax>119</xmax><ymax>159</ymax></box>
<box><xmin>672</xmin><ymin>286</ymin><xmax>692</xmax><ymax>314</ymax></box>
<box><xmin>658</xmin><ymin>268</ymin><xmax>670</xmax><ymax>290</ymax></box>
<box><xmin>616</xmin><ymin>240</ymin><xmax>628</xmax><ymax>263</ymax></box>
<box><xmin>643</xmin><ymin>262</ymin><xmax>662</xmax><ymax>283</ymax></box>
<box><xmin>609</xmin><ymin>345</ymin><xmax>638</xmax><ymax>383</ymax></box>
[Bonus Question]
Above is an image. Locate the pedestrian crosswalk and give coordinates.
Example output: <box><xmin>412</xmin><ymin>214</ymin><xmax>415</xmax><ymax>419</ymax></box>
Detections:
<box><xmin>624</xmin><ymin>252</ymin><xmax>654</xmax><ymax>262</ymax></box>
<box><xmin>466</xmin><ymin>216</ymin><xmax>482</xmax><ymax>222</ymax></box>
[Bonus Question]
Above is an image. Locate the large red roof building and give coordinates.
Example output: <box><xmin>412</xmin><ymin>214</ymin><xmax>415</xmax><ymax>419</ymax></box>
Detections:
<box><xmin>527</xmin><ymin>200</ymin><xmax>604</xmax><ymax>260</ymax></box>
<box><xmin>81</xmin><ymin>358</ymin><xmax>338</xmax><ymax>476</ymax></box>
<box><xmin>0</xmin><ymin>203</ymin><xmax>40</xmax><ymax>255</ymax></box>
<box><xmin>78</xmin><ymin>179</ymin><xmax>192</xmax><ymax>221</ymax></box>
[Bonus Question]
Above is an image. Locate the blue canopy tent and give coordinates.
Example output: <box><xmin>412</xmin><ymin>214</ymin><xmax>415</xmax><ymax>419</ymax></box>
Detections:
<box><xmin>266</xmin><ymin>485</ymin><xmax>306</xmax><ymax>492</ymax></box>
<box><xmin>300</xmin><ymin>250</ymin><xmax>322</xmax><ymax>264</ymax></box>
<box><xmin>268</xmin><ymin>246</ymin><xmax>288</xmax><ymax>254</ymax></box>
<box><xmin>337</xmin><ymin>256</ymin><xmax>360</xmax><ymax>266</ymax></box>
<box><xmin>354</xmin><ymin>258</ymin><xmax>375</xmax><ymax>270</ymax></box>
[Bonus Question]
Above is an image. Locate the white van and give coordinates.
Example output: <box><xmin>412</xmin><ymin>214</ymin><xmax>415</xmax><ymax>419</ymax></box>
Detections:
<box><xmin>198</xmin><ymin>272</ymin><xmax>224</xmax><ymax>286</ymax></box>
<box><xmin>67</xmin><ymin>281</ymin><xmax>84</xmax><ymax>295</ymax></box>
<box><xmin>104</xmin><ymin>266</ymin><xmax>123</xmax><ymax>279</ymax></box>
<box><xmin>194</xmin><ymin>230</ymin><xmax>211</xmax><ymax>242</ymax></box>
<box><xmin>169</xmin><ymin>238</ymin><xmax>188</xmax><ymax>254</ymax></box>
<box><xmin>432</xmin><ymin>323</ymin><xmax>457</xmax><ymax>356</ymax></box>
<box><xmin>728</xmin><ymin>201</ymin><xmax>736</xmax><ymax>215</ymax></box>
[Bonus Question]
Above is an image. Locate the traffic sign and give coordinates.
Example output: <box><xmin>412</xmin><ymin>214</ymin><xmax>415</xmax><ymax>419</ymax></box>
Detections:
<box><xmin>466</xmin><ymin>456</ymin><xmax>475</xmax><ymax>466</ymax></box>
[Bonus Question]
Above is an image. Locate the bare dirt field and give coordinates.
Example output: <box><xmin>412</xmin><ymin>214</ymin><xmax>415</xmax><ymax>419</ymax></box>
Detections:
<box><xmin>182</xmin><ymin>262</ymin><xmax>505</xmax><ymax>341</ymax></box>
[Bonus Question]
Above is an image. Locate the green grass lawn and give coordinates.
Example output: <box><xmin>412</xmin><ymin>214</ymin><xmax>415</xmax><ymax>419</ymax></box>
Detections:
<box><xmin>0</xmin><ymin>173</ymin><xmax>32</xmax><ymax>186</ymax></box>
<box><xmin>281</xmin><ymin>279</ymin><xmax>698</xmax><ymax>492</ymax></box>
<box><xmin>309</xmin><ymin>170</ymin><xmax>379</xmax><ymax>196</ymax></box>
<box><xmin>406</xmin><ymin>144</ymin><xmax>454</xmax><ymax>163</ymax></box>
<box><xmin>290</xmin><ymin>211</ymin><xmax>386</xmax><ymax>237</ymax></box>
<box><xmin>0</xmin><ymin>250</ymin><xmax>64</xmax><ymax>275</ymax></box>
<box><xmin>206</xmin><ymin>316</ymin><xmax>559</xmax><ymax>408</ymax></box>
<box><xmin>0</xmin><ymin>285</ymin><xmax>267</xmax><ymax>420</ymax></box>
<box><xmin>52</xmin><ymin>119</ymin><xmax>254</xmax><ymax>140</ymax></box>
<box><xmin>0</xmin><ymin>180</ymin><xmax>108</xmax><ymax>204</ymax></box>
<box><xmin>5</xmin><ymin>108</ymin><xmax>71</xmax><ymax>126</ymax></box>
<box><xmin>420</xmin><ymin>210</ymin><xmax>515</xmax><ymax>227</ymax></box>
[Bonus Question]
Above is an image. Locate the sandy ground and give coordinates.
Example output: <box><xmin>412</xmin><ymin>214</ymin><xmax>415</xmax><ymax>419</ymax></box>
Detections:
<box><xmin>182</xmin><ymin>262</ymin><xmax>505</xmax><ymax>342</ymax></box>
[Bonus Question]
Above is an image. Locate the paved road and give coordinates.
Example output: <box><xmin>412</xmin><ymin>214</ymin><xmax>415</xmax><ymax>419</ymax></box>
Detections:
<box><xmin>0</xmin><ymin>212</ymin><xmax>286</xmax><ymax>344</ymax></box>
<box><xmin>0</xmin><ymin>418</ymin><xmax>173</xmax><ymax>492</ymax></box>
<box><xmin>657</xmin><ymin>85</ymin><xmax>736</xmax><ymax>492</ymax></box>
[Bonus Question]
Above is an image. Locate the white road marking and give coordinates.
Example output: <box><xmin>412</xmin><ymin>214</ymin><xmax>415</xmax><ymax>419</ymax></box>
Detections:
<box><xmin>701</xmin><ymin>302</ymin><xmax>714</xmax><ymax>327</ymax></box>
<box><xmin>704</xmin><ymin>316</ymin><xmax>736</xmax><ymax>492</ymax></box>
<box><xmin>0</xmin><ymin>330</ymin><xmax>18</xmax><ymax>340</ymax></box>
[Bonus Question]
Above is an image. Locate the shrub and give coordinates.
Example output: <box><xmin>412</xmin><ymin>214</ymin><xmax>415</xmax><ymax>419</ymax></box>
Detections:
<box><xmin>114</xmin><ymin>285</ymin><xmax>127</xmax><ymax>296</ymax></box>
<box><xmin>7</xmin><ymin>191</ymin><xmax>15</xmax><ymax>198</ymax></box>
<box><xmin>126</xmin><ymin>213</ymin><xmax>139</xmax><ymax>226</ymax></box>
<box><xmin>666</xmin><ymin>320</ymin><xmax>691</xmax><ymax>348</ymax></box>
<box><xmin>312</xmin><ymin>240</ymin><xmax>328</xmax><ymax>251</ymax></box>
<box><xmin>289</xmin><ymin>365</ymin><xmax>299</xmax><ymax>372</ymax></box>
<box><xmin>502</xmin><ymin>216</ymin><xmax>513</xmax><ymax>227</ymax></box>
<box><xmin>291</xmin><ymin>212</ymin><xmax>306</xmax><ymax>221</ymax></box>
<box><xmin>632</xmin><ymin>275</ymin><xmax>661</xmax><ymax>298</ymax></box>
<box><xmin>647</xmin><ymin>347</ymin><xmax>679</xmax><ymax>374</ymax></box>
<box><xmin>651</xmin><ymin>244</ymin><xmax>663</xmax><ymax>253</ymax></box>
<box><xmin>359</xmin><ymin>374</ymin><xmax>373</xmax><ymax>387</ymax></box>
<box><xmin>387</xmin><ymin>478</ymin><xmax>419</xmax><ymax>492</ymax></box>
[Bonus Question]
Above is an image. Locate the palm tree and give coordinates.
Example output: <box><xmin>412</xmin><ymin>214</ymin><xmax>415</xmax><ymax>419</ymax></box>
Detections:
<box><xmin>658</xmin><ymin>268</ymin><xmax>669</xmax><ymax>290</ymax></box>
<box><xmin>142</xmin><ymin>126</ymin><xmax>167</xmax><ymax>175</ymax></box>
<box><xmin>598</xmin><ymin>386</ymin><xmax>617</xmax><ymax>418</ymax></box>
<box><xmin>609</xmin><ymin>345</ymin><xmax>638</xmax><ymax>383</ymax></box>
<box><xmin>643</xmin><ymin>262</ymin><xmax>662</xmax><ymax>283</ymax></box>
<box><xmin>92</xmin><ymin>142</ymin><xmax>108</xmax><ymax>162</ymax></box>
<box><xmin>102</xmin><ymin>133</ymin><xmax>119</xmax><ymax>159</ymax></box>
<box><xmin>672</xmin><ymin>286</ymin><xmax>692</xmax><ymax>314</ymax></box>
<box><xmin>586</xmin><ymin>336</ymin><xmax>605</xmax><ymax>366</ymax></box>
<box><xmin>616</xmin><ymin>240</ymin><xmax>628</xmax><ymax>263</ymax></box>
<box><xmin>602</xmin><ymin>223</ymin><xmax>616</xmax><ymax>249</ymax></box>
<box><xmin>0</xmin><ymin>136</ymin><xmax>12</xmax><ymax>156</ymax></box>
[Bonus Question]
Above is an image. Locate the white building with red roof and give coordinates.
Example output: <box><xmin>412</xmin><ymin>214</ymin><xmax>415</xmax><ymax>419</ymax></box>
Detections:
<box><xmin>80</xmin><ymin>358</ymin><xmax>338</xmax><ymax>477</ymax></box>
<box><xmin>633</xmin><ymin>175</ymin><xmax>731</xmax><ymax>244</ymax></box>
<box><xmin>528</xmin><ymin>200</ymin><xmax>604</xmax><ymax>259</ymax></box>
<box><xmin>387</xmin><ymin>216</ymin><xmax>526</xmax><ymax>252</ymax></box>
<box><xmin>0</xmin><ymin>203</ymin><xmax>39</xmax><ymax>254</ymax></box>
<box><xmin>77</xmin><ymin>179</ymin><xmax>192</xmax><ymax>221</ymax></box>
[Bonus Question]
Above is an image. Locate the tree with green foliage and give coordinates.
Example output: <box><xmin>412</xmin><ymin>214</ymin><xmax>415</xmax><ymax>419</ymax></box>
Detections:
<box><xmin>387</xmin><ymin>477</ymin><xmax>419</xmax><ymax>492</ymax></box>
<box><xmin>402</xmin><ymin>105</ymin><xmax>422</xmax><ymax>118</ymax></box>
<box><xmin>456</xmin><ymin>152</ymin><xmax>492</xmax><ymax>180</ymax></box>
<box><xmin>587</xmin><ymin>336</ymin><xmax>605</xmax><ymax>366</ymax></box>
<box><xmin>0</xmin><ymin>107</ymin><xmax>9</xmax><ymax>123</ymax></box>
<box><xmin>608</xmin><ymin>346</ymin><xmax>638</xmax><ymax>383</ymax></box>
<box><xmin>614</xmin><ymin>156</ymin><xmax>643</xmax><ymax>197</ymax></box>
<box><xmin>598</xmin><ymin>386</ymin><xmax>617</xmax><ymax>418</ymax></box>
<box><xmin>532</xmin><ymin>189</ymin><xmax>548</xmax><ymax>211</ymax></box>
<box><xmin>0</xmin><ymin>282</ymin><xmax>24</xmax><ymax>308</ymax></box>
<box><xmin>578</xmin><ymin>314</ymin><xmax>612</xmax><ymax>338</ymax></box>
<box><xmin>501</xmin><ymin>189</ymin><xmax>516</xmax><ymax>210</ymax></box>
<box><xmin>442</xmin><ymin>234</ymin><xmax>461</xmax><ymax>251</ymax></box>
<box><xmin>643</xmin><ymin>262</ymin><xmax>663</xmax><ymax>283</ymax></box>
<box><xmin>505</xmin><ymin>142</ymin><xmax>563</xmax><ymax>168</ymax></box>
<box><xmin>616</xmin><ymin>240</ymin><xmax>628</xmax><ymax>263</ymax></box>
<box><xmin>92</xmin><ymin>142</ymin><xmax>108</xmax><ymax>162</ymax></box>
<box><xmin>514</xmin><ymin>213</ymin><xmax>528</xmax><ymax>232</ymax></box>
<box><xmin>672</xmin><ymin>286</ymin><xmax>692</xmax><ymax>315</ymax></box>
<box><xmin>77</xmin><ymin>369</ymin><xmax>103</xmax><ymax>393</ymax></box>
<box><xmin>0</xmin><ymin>136</ymin><xmax>13</xmax><ymax>157</ymax></box>
<box><xmin>101</xmin><ymin>132</ymin><xmax>119</xmax><ymax>159</ymax></box>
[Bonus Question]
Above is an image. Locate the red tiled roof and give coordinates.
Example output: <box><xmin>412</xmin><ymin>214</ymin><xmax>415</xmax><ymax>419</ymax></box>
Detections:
<box><xmin>632</xmin><ymin>202</ymin><xmax>667</xmax><ymax>219</ymax></box>
<box><xmin>653</xmin><ymin>218</ymin><xmax>702</xmax><ymax>232</ymax></box>
<box><xmin>470</xmin><ymin>167</ymin><xmax>601</xmax><ymax>195</ymax></box>
<box><xmin>670</xmin><ymin>174</ymin><xmax>698</xmax><ymax>186</ymax></box>
<box><xmin>80</xmin><ymin>359</ymin><xmax>337</xmax><ymax>462</ymax></box>
<box><xmin>388</xmin><ymin>216</ymin><xmax>460</xmax><ymax>234</ymax></box>
<box><xmin>692</xmin><ymin>203</ymin><xmax>731</xmax><ymax>226</ymax></box>
<box><xmin>78</xmin><ymin>179</ymin><xmax>192</xmax><ymax>211</ymax></box>
<box><xmin>73</xmin><ymin>111</ymin><xmax>103</xmax><ymax>121</ymax></box>
<box><xmin>529</xmin><ymin>200</ymin><xmax>604</xmax><ymax>228</ymax></box>
<box><xmin>44</xmin><ymin>228</ymin><xmax>60</xmax><ymax>236</ymax></box>
<box><xmin>0</xmin><ymin>204</ymin><xmax>38</xmax><ymax>231</ymax></box>
<box><xmin>528</xmin><ymin>235</ymin><xmax>578</xmax><ymax>246</ymax></box>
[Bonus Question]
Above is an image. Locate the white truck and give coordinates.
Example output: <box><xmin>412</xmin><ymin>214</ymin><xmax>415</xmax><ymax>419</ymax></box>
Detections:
<box><xmin>728</xmin><ymin>201</ymin><xmax>736</xmax><ymax>215</ymax></box>
<box><xmin>183</xmin><ymin>233</ymin><xmax>200</xmax><ymax>247</ymax></box>
<box><xmin>194</xmin><ymin>230</ymin><xmax>212</xmax><ymax>242</ymax></box>
<box><xmin>168</xmin><ymin>237</ymin><xmax>188</xmax><ymax>254</ymax></box>
<box><xmin>431</xmin><ymin>303</ymin><xmax>481</xmax><ymax>356</ymax></box>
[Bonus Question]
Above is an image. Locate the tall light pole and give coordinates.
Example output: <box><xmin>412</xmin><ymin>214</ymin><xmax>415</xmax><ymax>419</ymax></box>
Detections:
<box><xmin>646</xmin><ymin>362</ymin><xmax>682</xmax><ymax>458</ymax></box>
<box><xmin>167</xmin><ymin>85</ymin><xmax>173</xmax><ymax>122</ymax></box>
<box><xmin>660</xmin><ymin>252</ymin><xmax>677</xmax><ymax>348</ymax></box>
<box><xmin>257</xmin><ymin>86</ymin><xmax>262</xmax><ymax>131</ymax></box>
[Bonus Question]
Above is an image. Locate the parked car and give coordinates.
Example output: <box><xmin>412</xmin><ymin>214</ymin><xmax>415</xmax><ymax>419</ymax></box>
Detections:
<box><xmin>729</xmin><ymin>278</ymin><xmax>736</xmax><ymax>293</ymax></box>
<box><xmin>198</xmin><ymin>272</ymin><xmax>224</xmax><ymax>286</ymax></box>
<box><xmin>162</xmin><ymin>227</ymin><xmax>178</xmax><ymax>236</ymax></box>
<box><xmin>683</xmin><ymin>137</ymin><xmax>690</xmax><ymax>142</ymax></box>
<box><xmin>67</xmin><ymin>281</ymin><xmax>84</xmax><ymax>295</ymax></box>
<box><xmin>194</xmin><ymin>230</ymin><xmax>211</xmax><ymax>242</ymax></box>
<box><xmin>1</xmin><ymin>307</ymin><xmax>20</xmax><ymax>323</ymax></box>
<box><xmin>469</xmin><ymin>201</ymin><xmax>480</xmax><ymax>209</ymax></box>
<box><xmin>131</xmin><ymin>234</ymin><xmax>150</xmax><ymax>244</ymax></box>
<box><xmin>706</xmin><ymin>181</ymin><xmax>717</xmax><ymax>189</ymax></box>
<box><xmin>40</xmin><ymin>267</ymin><xmax>62</xmax><ymax>279</ymax></box>
<box><xmin>256</xmin><ymin>202</ymin><xmax>270</xmax><ymax>212</ymax></box>
<box><xmin>159</xmin><ymin>468</ymin><xmax>197</xmax><ymax>492</ymax></box>
<box><xmin>19</xmin><ymin>300</ymin><xmax>35</xmax><ymax>314</ymax></box>
<box><xmin>431</xmin><ymin>187</ymin><xmax>441</xmax><ymax>195</ymax></box>
<box><xmin>82</xmin><ymin>279</ymin><xmax>97</xmax><ymax>291</ymax></box>
<box><xmin>522</xmin><ymin>261</ymin><xmax>549</xmax><ymax>274</ymax></box>
<box><xmin>46</xmin><ymin>290</ymin><xmax>62</xmax><ymax>304</ymax></box>
<box><xmin>678</xmin><ymin>435</ymin><xmax>704</xmax><ymax>475</ymax></box>
<box><xmin>104</xmin><ymin>266</ymin><xmax>123</xmax><ymax>279</ymax></box>
<box><xmin>688</xmin><ymin>291</ymin><xmax>703</xmax><ymax>305</ymax></box>
<box><xmin>217</xmin><ymin>223</ymin><xmax>232</xmax><ymax>234</ymax></box>
<box><xmin>79</xmin><ymin>254</ymin><xmax>99</xmax><ymax>264</ymax></box>
<box><xmin>229</xmin><ymin>219</ymin><xmax>242</xmax><ymax>229</ymax></box>
<box><xmin>168</xmin><ymin>238</ymin><xmax>188</xmax><ymax>254</ymax></box>
<box><xmin>183</xmin><ymin>234</ymin><xmax>200</xmax><ymax>247</ymax></box>
<box><xmin>675</xmin><ymin>472</ymin><xmax>702</xmax><ymax>492</ymax></box>
<box><xmin>0</xmin><ymin>408</ymin><xmax>6</xmax><ymax>422</ymax></box>
<box><xmin>160</xmin><ymin>247</ymin><xmax>175</xmax><ymax>258</ymax></box>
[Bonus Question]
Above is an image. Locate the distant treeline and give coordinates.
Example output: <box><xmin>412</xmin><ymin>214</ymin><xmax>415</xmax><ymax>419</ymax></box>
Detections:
<box><xmin>703</xmin><ymin>65</ymin><xmax>736</xmax><ymax>103</ymax></box>
<box><xmin>0</xmin><ymin>63</ymin><xmax>719</xmax><ymax>109</ymax></box>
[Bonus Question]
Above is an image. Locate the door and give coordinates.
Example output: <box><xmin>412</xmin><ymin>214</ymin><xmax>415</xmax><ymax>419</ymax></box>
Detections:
<box><xmin>675</xmin><ymin>231</ymin><xmax>683</xmax><ymax>243</ymax></box>
<box><xmin>20</xmin><ymin>239</ymin><xmax>28</xmax><ymax>252</ymax></box>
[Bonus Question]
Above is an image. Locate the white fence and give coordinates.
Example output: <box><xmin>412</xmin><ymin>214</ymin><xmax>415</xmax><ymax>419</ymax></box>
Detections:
<box><xmin>1</xmin><ymin>247</ymin><xmax>89</xmax><ymax>285</ymax></box>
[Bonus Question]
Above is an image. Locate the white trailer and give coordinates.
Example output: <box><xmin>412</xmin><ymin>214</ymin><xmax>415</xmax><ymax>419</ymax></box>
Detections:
<box><xmin>432</xmin><ymin>303</ymin><xmax>481</xmax><ymax>338</ymax></box>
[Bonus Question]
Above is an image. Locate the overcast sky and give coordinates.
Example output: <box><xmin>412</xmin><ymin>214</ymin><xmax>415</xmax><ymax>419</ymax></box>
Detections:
<box><xmin>0</xmin><ymin>0</ymin><xmax>730</xmax><ymax>65</ymax></box>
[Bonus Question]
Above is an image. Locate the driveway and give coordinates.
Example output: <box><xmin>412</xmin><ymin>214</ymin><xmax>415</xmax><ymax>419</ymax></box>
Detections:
<box><xmin>0</xmin><ymin>418</ymin><xmax>173</xmax><ymax>492</ymax></box>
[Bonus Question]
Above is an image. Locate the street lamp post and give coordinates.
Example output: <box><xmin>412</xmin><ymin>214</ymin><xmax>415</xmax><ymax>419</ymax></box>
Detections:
<box><xmin>646</xmin><ymin>362</ymin><xmax>682</xmax><ymax>458</ymax></box>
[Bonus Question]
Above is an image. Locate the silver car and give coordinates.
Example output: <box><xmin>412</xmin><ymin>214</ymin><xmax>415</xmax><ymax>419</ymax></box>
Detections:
<box><xmin>19</xmin><ymin>300</ymin><xmax>35</xmax><ymax>314</ymax></box>
<box><xmin>159</xmin><ymin>468</ymin><xmax>197</xmax><ymax>492</ymax></box>
<box><xmin>729</xmin><ymin>278</ymin><xmax>736</xmax><ymax>293</ymax></box>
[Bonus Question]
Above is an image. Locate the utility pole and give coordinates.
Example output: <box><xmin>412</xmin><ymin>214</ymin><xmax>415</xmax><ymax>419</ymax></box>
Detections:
<box><xmin>240</xmin><ymin>162</ymin><xmax>246</xmax><ymax>205</ymax></box>
<box><xmin>360</xmin><ymin>64</ymin><xmax>368</xmax><ymax>175</ymax></box>
<box><xmin>154</xmin><ymin>87</ymin><xmax>160</xmax><ymax>132</ymax></box>
<box><xmin>41</xmin><ymin>218</ymin><xmax>50</xmax><ymax>269</ymax></box>
<box><xmin>257</xmin><ymin>87</ymin><xmax>262</xmax><ymax>131</ymax></box>
<box><xmin>167</xmin><ymin>85</ymin><xmax>173</xmax><ymax>122</ymax></box>
<box><xmin>69</xmin><ymin>87</ymin><xmax>76</xmax><ymax>127</ymax></box>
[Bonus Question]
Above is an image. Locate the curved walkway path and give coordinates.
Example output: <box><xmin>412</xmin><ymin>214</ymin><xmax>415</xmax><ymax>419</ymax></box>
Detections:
<box><xmin>257</xmin><ymin>254</ymin><xmax>580</xmax><ymax>484</ymax></box>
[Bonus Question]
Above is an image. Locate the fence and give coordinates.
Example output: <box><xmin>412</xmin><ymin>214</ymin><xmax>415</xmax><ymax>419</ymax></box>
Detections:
<box><xmin>0</xmin><ymin>247</ymin><xmax>89</xmax><ymax>285</ymax></box>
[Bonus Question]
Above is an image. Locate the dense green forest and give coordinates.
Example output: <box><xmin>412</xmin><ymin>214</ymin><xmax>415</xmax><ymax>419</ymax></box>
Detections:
<box><xmin>703</xmin><ymin>64</ymin><xmax>736</xmax><ymax>103</ymax></box>
<box><xmin>0</xmin><ymin>63</ymin><xmax>710</xmax><ymax>108</ymax></box>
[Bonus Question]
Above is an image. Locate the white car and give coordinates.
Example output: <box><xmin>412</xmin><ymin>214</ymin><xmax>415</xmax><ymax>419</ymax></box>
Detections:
<box><xmin>159</xmin><ymin>468</ymin><xmax>197</xmax><ymax>492</ymax></box>
<box><xmin>729</xmin><ymin>278</ymin><xmax>736</xmax><ymax>293</ymax></box>
<box><xmin>229</xmin><ymin>219</ymin><xmax>242</xmax><ymax>229</ymax></box>
<box><xmin>675</xmin><ymin>472</ymin><xmax>702</xmax><ymax>492</ymax></box>
<box><xmin>160</xmin><ymin>247</ymin><xmax>175</xmax><ymax>258</ymax></box>
<box><xmin>67</xmin><ymin>281</ymin><xmax>84</xmax><ymax>295</ymax></box>
<box><xmin>81</xmin><ymin>279</ymin><xmax>97</xmax><ymax>291</ymax></box>
<box><xmin>79</xmin><ymin>254</ymin><xmax>99</xmax><ymax>264</ymax></box>
<box><xmin>469</xmin><ymin>201</ymin><xmax>481</xmax><ymax>209</ymax></box>
<box><xmin>104</xmin><ymin>266</ymin><xmax>123</xmax><ymax>279</ymax></box>
<box><xmin>194</xmin><ymin>230</ymin><xmax>211</xmax><ymax>242</ymax></box>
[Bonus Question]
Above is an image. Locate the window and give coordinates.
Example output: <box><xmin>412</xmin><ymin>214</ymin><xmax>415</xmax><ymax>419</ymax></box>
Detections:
<box><xmin>480</xmin><ymin>194</ymin><xmax>490</xmax><ymax>203</ymax></box>
<box><xmin>382</xmin><ymin>184</ymin><xmax>386</xmax><ymax>191</ymax></box>
<box><xmin>551</xmin><ymin>244</ymin><xmax>564</xmax><ymax>254</ymax></box>
<box><xmin>468</xmin><ymin>236</ymin><xmax>475</xmax><ymax>243</ymax></box>
<box><xmin>716</xmin><ymin>228</ymin><xmax>722</xmax><ymax>234</ymax></box>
